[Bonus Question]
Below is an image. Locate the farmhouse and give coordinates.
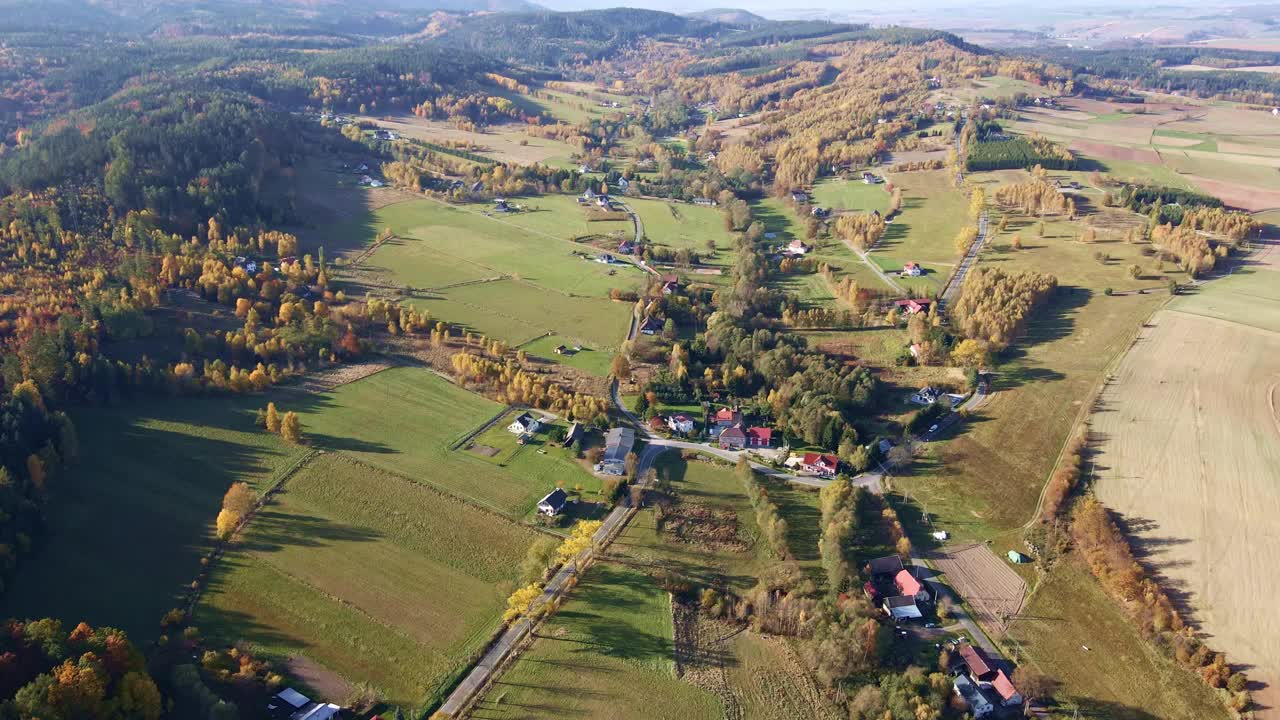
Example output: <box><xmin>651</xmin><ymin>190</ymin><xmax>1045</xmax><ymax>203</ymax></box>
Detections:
<box><xmin>711</xmin><ymin>407</ymin><xmax>742</xmax><ymax>432</ymax></box>
<box><xmin>718</xmin><ymin>424</ymin><xmax>772</xmax><ymax>450</ymax></box>
<box><xmin>862</xmin><ymin>171</ymin><xmax>882</xmax><ymax>184</ymax></box>
<box><xmin>790</xmin><ymin>190</ymin><xmax>811</xmax><ymax>203</ymax></box>
<box><xmin>562</xmin><ymin>422</ymin><xmax>583</xmax><ymax>447</ymax></box>
<box><xmin>991</xmin><ymin>670</ymin><xmax>1022</xmax><ymax>706</ymax></box>
<box><xmin>554</xmin><ymin>344</ymin><xmax>568</xmax><ymax>354</ymax></box>
<box><xmin>867</xmin><ymin>554</ymin><xmax>905</xmax><ymax>578</ymax></box>
<box><xmin>900</xmin><ymin>262</ymin><xmax>923</xmax><ymax>277</ymax></box>
<box><xmin>910</xmin><ymin>386</ymin><xmax>940</xmax><ymax>405</ymax></box>
<box><xmin>895</xmin><ymin>568</ymin><xmax>930</xmax><ymax>602</ymax></box>
<box><xmin>811</xmin><ymin>206</ymin><xmax>830</xmax><ymax>218</ymax></box>
<box><xmin>800</xmin><ymin>452</ymin><xmax>839</xmax><ymax>478</ymax></box>
<box><xmin>783</xmin><ymin>239</ymin><xmax>810</xmax><ymax>256</ymax></box>
<box><xmin>959</xmin><ymin>644</ymin><xmax>996</xmax><ymax>682</ymax></box>
<box><xmin>596</xmin><ymin>253</ymin><xmax>618</xmax><ymax>265</ymax></box>
<box><xmin>537</xmin><ymin>488</ymin><xmax>569</xmax><ymax>516</ymax></box>
<box><xmin>596</xmin><ymin>427</ymin><xmax>635</xmax><ymax>476</ymax></box>
<box><xmin>952</xmin><ymin>675</ymin><xmax>994</xmax><ymax>718</ymax></box>
<box><xmin>692</xmin><ymin>197</ymin><xmax>717</xmax><ymax>207</ymax></box>
<box><xmin>893</xmin><ymin>298</ymin><xmax>932</xmax><ymax>315</ymax></box>
<box><xmin>268</xmin><ymin>689</ymin><xmax>342</xmax><ymax>720</ymax></box>
<box><xmin>508</xmin><ymin>412</ymin><xmax>541</xmax><ymax>435</ymax></box>
<box><xmin>640</xmin><ymin>316</ymin><xmax>663</xmax><ymax>335</ymax></box>
<box><xmin>667</xmin><ymin>414</ymin><xmax>696</xmax><ymax>434</ymax></box>
<box><xmin>884</xmin><ymin>595</ymin><xmax>923</xmax><ymax>620</ymax></box>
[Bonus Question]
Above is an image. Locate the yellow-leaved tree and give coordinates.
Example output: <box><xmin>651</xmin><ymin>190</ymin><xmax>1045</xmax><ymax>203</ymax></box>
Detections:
<box><xmin>556</xmin><ymin>520</ymin><xmax>604</xmax><ymax>564</ymax></box>
<box><xmin>503</xmin><ymin>583</ymin><xmax>545</xmax><ymax>623</ymax></box>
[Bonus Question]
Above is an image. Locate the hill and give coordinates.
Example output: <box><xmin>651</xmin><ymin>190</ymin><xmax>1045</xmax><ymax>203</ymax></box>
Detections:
<box><xmin>686</xmin><ymin>8</ymin><xmax>766</xmax><ymax>27</ymax></box>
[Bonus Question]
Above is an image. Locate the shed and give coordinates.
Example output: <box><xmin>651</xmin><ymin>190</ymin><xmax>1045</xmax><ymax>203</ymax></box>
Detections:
<box><xmin>1007</xmin><ymin>550</ymin><xmax>1030</xmax><ymax>564</ymax></box>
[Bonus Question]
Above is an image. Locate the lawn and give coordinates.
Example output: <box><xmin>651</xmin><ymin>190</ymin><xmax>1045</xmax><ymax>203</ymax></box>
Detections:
<box><xmin>870</xmin><ymin>169</ymin><xmax>969</xmax><ymax>295</ymax></box>
<box><xmin>627</xmin><ymin>197</ymin><xmax>738</xmax><ymax>254</ymax></box>
<box><xmin>296</xmin><ymin>367</ymin><xmax>603</xmax><ymax>516</ymax></box>
<box><xmin>2</xmin><ymin>396</ymin><xmax>307</xmax><ymax>639</ymax></box>
<box><xmin>198</xmin><ymin>453</ymin><xmax>540</xmax><ymax>709</ymax></box>
<box><xmin>521</xmin><ymin>334</ymin><xmax>615</xmax><ymax>377</ymax></box>
<box><xmin>468</xmin><ymin>562</ymin><xmax>723</xmax><ymax>720</ymax></box>
<box><xmin>1006</xmin><ymin>565</ymin><xmax>1230</xmax><ymax>720</ymax></box>
<box><xmin>810</xmin><ymin>177</ymin><xmax>891</xmax><ymax>214</ymax></box>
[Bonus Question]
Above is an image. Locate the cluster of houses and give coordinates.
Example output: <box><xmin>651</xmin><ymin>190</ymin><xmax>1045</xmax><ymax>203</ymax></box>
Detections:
<box><xmin>952</xmin><ymin>644</ymin><xmax>1023</xmax><ymax>716</ymax></box>
<box><xmin>578</xmin><ymin>188</ymin><xmax>621</xmax><ymax>211</ymax></box>
<box><xmin>706</xmin><ymin>407</ymin><xmax>773</xmax><ymax>450</ymax></box>
<box><xmin>268</xmin><ymin>688</ymin><xmax>340</xmax><ymax>720</ymax></box>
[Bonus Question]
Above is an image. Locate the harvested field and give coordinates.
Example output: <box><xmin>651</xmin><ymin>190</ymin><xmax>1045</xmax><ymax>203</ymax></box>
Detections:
<box><xmin>1093</xmin><ymin>291</ymin><xmax>1280</xmax><ymax>715</ymax></box>
<box><xmin>1217</xmin><ymin>140</ymin><xmax>1280</xmax><ymax>157</ymax></box>
<box><xmin>1186</xmin><ymin>175</ymin><xmax>1280</xmax><ymax>211</ymax></box>
<box><xmin>1152</xmin><ymin>135</ymin><xmax>1203</xmax><ymax>147</ymax></box>
<box><xmin>1069</xmin><ymin>140</ymin><xmax>1160</xmax><ymax>164</ymax></box>
<box><xmin>284</xmin><ymin>656</ymin><xmax>354</xmax><ymax>704</ymax></box>
<box><xmin>1011</xmin><ymin>119</ymin><xmax>1083</xmax><ymax>138</ymax></box>
<box><xmin>1081</xmin><ymin>124</ymin><xmax>1153</xmax><ymax>145</ymax></box>
<box><xmin>931</xmin><ymin>543</ymin><xmax>1026</xmax><ymax>633</ymax></box>
<box><xmin>1169</xmin><ymin>63</ymin><xmax>1280</xmax><ymax>73</ymax></box>
<box><xmin>358</xmin><ymin>115</ymin><xmax>578</xmax><ymax>167</ymax></box>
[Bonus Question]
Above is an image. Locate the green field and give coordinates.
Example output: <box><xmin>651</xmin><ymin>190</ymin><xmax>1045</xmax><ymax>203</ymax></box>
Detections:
<box><xmin>752</xmin><ymin>197</ymin><xmax>891</xmax><ymax>302</ymax></box>
<box><xmin>357</xmin><ymin>198</ymin><xmax>639</xmax><ymax>347</ymax></box>
<box><xmin>1169</xmin><ymin>264</ymin><xmax>1280</xmax><ymax>333</ymax></box>
<box><xmin>294</xmin><ymin>367</ymin><xmax>603</xmax><ymax>516</ymax></box>
<box><xmin>2</xmin><ymin>396</ymin><xmax>307</xmax><ymax>639</ymax></box>
<box><xmin>468</xmin><ymin>562</ymin><xmax>723</xmax><ymax>720</ymax></box>
<box><xmin>620</xmin><ymin>453</ymin><xmax>766</xmax><ymax>592</ymax></box>
<box><xmin>810</xmin><ymin>177</ymin><xmax>891</xmax><ymax>214</ymax></box>
<box><xmin>628</xmin><ymin>197</ymin><xmax>738</xmax><ymax>253</ymax></box>
<box><xmin>1007</xmin><ymin>565</ymin><xmax>1230</xmax><ymax>720</ymax></box>
<box><xmin>521</xmin><ymin>334</ymin><xmax>616</xmax><ymax>377</ymax></box>
<box><xmin>870</xmin><ymin>169</ymin><xmax>969</xmax><ymax>295</ymax></box>
<box><xmin>198</xmin><ymin>453</ymin><xmax>539</xmax><ymax>709</ymax></box>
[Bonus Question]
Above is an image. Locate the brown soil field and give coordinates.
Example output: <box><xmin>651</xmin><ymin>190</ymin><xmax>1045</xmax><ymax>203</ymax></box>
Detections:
<box><xmin>1188</xmin><ymin>38</ymin><xmax>1280</xmax><ymax>51</ymax></box>
<box><xmin>1217</xmin><ymin>140</ymin><xmax>1280</xmax><ymax>157</ymax></box>
<box><xmin>1152</xmin><ymin>135</ymin><xmax>1203</xmax><ymax>147</ymax></box>
<box><xmin>1082</xmin><ymin>124</ymin><xmax>1154</xmax><ymax>145</ymax></box>
<box><xmin>1170</xmin><ymin>63</ymin><xmax>1280</xmax><ymax>73</ymax></box>
<box><xmin>710</xmin><ymin>112</ymin><xmax>763</xmax><ymax>142</ymax></box>
<box><xmin>1160</xmin><ymin>105</ymin><xmax>1280</xmax><ymax>137</ymax></box>
<box><xmin>931</xmin><ymin>543</ymin><xmax>1026</xmax><ymax>633</ymax></box>
<box><xmin>359</xmin><ymin>115</ymin><xmax>572</xmax><ymax>166</ymax></box>
<box><xmin>1069</xmin><ymin>140</ymin><xmax>1161</xmax><ymax>164</ymax></box>
<box><xmin>1093</xmin><ymin>308</ymin><xmax>1280</xmax><ymax>717</ymax></box>
<box><xmin>1021</xmin><ymin>106</ymin><xmax>1096</xmax><ymax>123</ymax></box>
<box><xmin>284</xmin><ymin>655</ymin><xmax>355</xmax><ymax>703</ymax></box>
<box><xmin>1187</xmin><ymin>175</ymin><xmax>1280</xmax><ymax>210</ymax></box>
<box><xmin>1012</xmin><ymin>119</ymin><xmax>1083</xmax><ymax>138</ymax></box>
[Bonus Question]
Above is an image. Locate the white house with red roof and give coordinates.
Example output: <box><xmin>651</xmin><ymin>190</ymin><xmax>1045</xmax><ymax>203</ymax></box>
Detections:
<box><xmin>894</xmin><ymin>568</ymin><xmax>930</xmax><ymax>602</ymax></box>
<box><xmin>666</xmin><ymin>414</ymin><xmax>696</xmax><ymax>434</ymax></box>
<box><xmin>900</xmin><ymin>262</ymin><xmax>923</xmax><ymax>277</ymax></box>
<box><xmin>783</xmin><ymin>239</ymin><xmax>810</xmax><ymax>256</ymax></box>
<box><xmin>800</xmin><ymin>452</ymin><xmax>839</xmax><ymax>478</ymax></box>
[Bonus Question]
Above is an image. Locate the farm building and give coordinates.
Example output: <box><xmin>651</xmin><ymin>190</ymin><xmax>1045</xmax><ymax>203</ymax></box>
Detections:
<box><xmin>790</xmin><ymin>190</ymin><xmax>811</xmax><ymax>203</ymax></box>
<box><xmin>692</xmin><ymin>197</ymin><xmax>717</xmax><ymax>207</ymax></box>
<box><xmin>893</xmin><ymin>298</ymin><xmax>932</xmax><ymax>315</ymax></box>
<box><xmin>537</xmin><ymin>488</ymin><xmax>569</xmax><ymax>516</ymax></box>
<box><xmin>900</xmin><ymin>262</ymin><xmax>923</xmax><ymax>277</ymax></box>
<box><xmin>596</xmin><ymin>427</ymin><xmax>635</xmax><ymax>476</ymax></box>
<box><xmin>883</xmin><ymin>595</ymin><xmax>922</xmax><ymax>620</ymax></box>
<box><xmin>952</xmin><ymin>675</ymin><xmax>994</xmax><ymax>718</ymax></box>
<box><xmin>910</xmin><ymin>386</ymin><xmax>941</xmax><ymax>405</ymax></box>
<box><xmin>867</xmin><ymin>555</ymin><xmax>904</xmax><ymax>579</ymax></box>
<box><xmin>894</xmin><ymin>568</ymin><xmax>930</xmax><ymax>602</ymax></box>
<box><xmin>800</xmin><ymin>452</ymin><xmax>839</xmax><ymax>478</ymax></box>
<box><xmin>862</xmin><ymin>171</ymin><xmax>882</xmax><ymax>184</ymax></box>
<box><xmin>508</xmin><ymin>412</ymin><xmax>541</xmax><ymax>435</ymax></box>
<box><xmin>959</xmin><ymin>644</ymin><xmax>996</xmax><ymax>682</ymax></box>
<box><xmin>554</xmin><ymin>344</ymin><xmax>568</xmax><ymax>354</ymax></box>
<box><xmin>1007</xmin><ymin>550</ymin><xmax>1030</xmax><ymax>564</ymax></box>
<box><xmin>711</xmin><ymin>407</ymin><xmax>741</xmax><ymax>429</ymax></box>
<box><xmin>991</xmin><ymin>670</ymin><xmax>1022</xmax><ymax>706</ymax></box>
<box><xmin>268</xmin><ymin>689</ymin><xmax>342</xmax><ymax>720</ymax></box>
<box><xmin>639</xmin><ymin>317</ymin><xmax>663</xmax><ymax>335</ymax></box>
<box><xmin>783</xmin><ymin>239</ymin><xmax>810</xmax><ymax>256</ymax></box>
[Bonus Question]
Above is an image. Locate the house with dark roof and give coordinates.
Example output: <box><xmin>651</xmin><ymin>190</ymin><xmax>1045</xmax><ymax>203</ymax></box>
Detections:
<box><xmin>508</xmin><ymin>412</ymin><xmax>541</xmax><ymax>435</ymax></box>
<box><xmin>537</xmin><ymin>488</ymin><xmax>569</xmax><ymax>516</ymax></box>
<box><xmin>953</xmin><ymin>675</ymin><xmax>994</xmax><ymax>718</ymax></box>
<box><xmin>718</xmin><ymin>424</ymin><xmax>747</xmax><ymax>450</ymax></box>
<box><xmin>596</xmin><ymin>427</ymin><xmax>635</xmax><ymax>476</ymax></box>
<box><xmin>562</xmin><ymin>422</ymin><xmax>583</xmax><ymax>447</ymax></box>
<box><xmin>883</xmin><ymin>595</ymin><xmax>923</xmax><ymax>620</ymax></box>
<box><xmin>867</xmin><ymin>555</ymin><xmax>904</xmax><ymax>578</ymax></box>
<box><xmin>893</xmin><ymin>298</ymin><xmax>932</xmax><ymax>315</ymax></box>
<box><xmin>960</xmin><ymin>644</ymin><xmax>997</xmax><ymax>682</ymax></box>
<box><xmin>640</xmin><ymin>316</ymin><xmax>663</xmax><ymax>335</ymax></box>
<box><xmin>790</xmin><ymin>190</ymin><xmax>810</xmax><ymax>203</ymax></box>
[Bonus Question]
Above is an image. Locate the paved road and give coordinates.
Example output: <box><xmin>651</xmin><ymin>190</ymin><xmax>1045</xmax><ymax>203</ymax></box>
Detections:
<box><xmin>940</xmin><ymin>211</ymin><xmax>988</xmax><ymax>307</ymax></box>
<box><xmin>439</xmin><ymin>442</ymin><xmax>667</xmax><ymax>717</ymax></box>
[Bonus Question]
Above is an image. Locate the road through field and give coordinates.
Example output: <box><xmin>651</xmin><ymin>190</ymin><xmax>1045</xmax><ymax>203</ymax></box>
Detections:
<box><xmin>1093</xmin><ymin>306</ymin><xmax>1280</xmax><ymax>716</ymax></box>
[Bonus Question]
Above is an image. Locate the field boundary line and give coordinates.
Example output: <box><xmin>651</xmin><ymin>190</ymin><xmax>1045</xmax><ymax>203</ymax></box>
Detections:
<box><xmin>450</xmin><ymin>405</ymin><xmax>516</xmax><ymax>451</ymax></box>
<box><xmin>325</xmin><ymin>449</ymin><xmax>527</xmax><ymax>522</ymax></box>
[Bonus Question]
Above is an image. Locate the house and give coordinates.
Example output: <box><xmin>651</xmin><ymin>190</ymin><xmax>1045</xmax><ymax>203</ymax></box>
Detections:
<box><xmin>270</xmin><ymin>688</ymin><xmax>310</xmax><ymax>718</ymax></box>
<box><xmin>893</xmin><ymin>298</ymin><xmax>932</xmax><ymax>315</ymax></box>
<box><xmin>909</xmin><ymin>343</ymin><xmax>923</xmax><ymax>360</ymax></box>
<box><xmin>617</xmin><ymin>177</ymin><xmax>630</xmax><ymax>190</ymax></box>
<box><xmin>471</xmin><ymin>181</ymin><xmax>484</xmax><ymax>192</ymax></box>
<box><xmin>711</xmin><ymin>407</ymin><xmax>742</xmax><ymax>430</ymax></box>
<box><xmin>692</xmin><ymin>197</ymin><xmax>717</xmax><ymax>207</ymax></box>
<box><xmin>953</xmin><ymin>675</ymin><xmax>995</xmax><ymax>718</ymax></box>
<box><xmin>959</xmin><ymin>644</ymin><xmax>997</xmax><ymax>681</ymax></box>
<box><xmin>294</xmin><ymin>704</ymin><xmax>342</xmax><ymax>720</ymax></box>
<box><xmin>884</xmin><ymin>595</ymin><xmax>923</xmax><ymax>620</ymax></box>
<box><xmin>810</xmin><ymin>206</ymin><xmax>830</xmax><ymax>218</ymax></box>
<box><xmin>563</xmin><ymin>422</ymin><xmax>583</xmax><ymax>447</ymax></box>
<box><xmin>554</xmin><ymin>344</ymin><xmax>568</xmax><ymax>354</ymax></box>
<box><xmin>800</xmin><ymin>452</ymin><xmax>839</xmax><ymax>478</ymax></box>
<box><xmin>508</xmin><ymin>412</ymin><xmax>541</xmax><ymax>435</ymax></box>
<box><xmin>894</xmin><ymin>568</ymin><xmax>930</xmax><ymax>602</ymax></box>
<box><xmin>537</xmin><ymin>488</ymin><xmax>569</xmax><ymax>516</ymax></box>
<box><xmin>862</xmin><ymin>171</ymin><xmax>881</xmax><ymax>184</ymax></box>
<box><xmin>639</xmin><ymin>316</ymin><xmax>663</xmax><ymax>335</ymax></box>
<box><xmin>618</xmin><ymin>240</ymin><xmax>635</xmax><ymax>254</ymax></box>
<box><xmin>596</xmin><ymin>253</ymin><xmax>617</xmax><ymax>265</ymax></box>
<box><xmin>745</xmin><ymin>426</ymin><xmax>772</xmax><ymax>447</ymax></box>
<box><xmin>867</xmin><ymin>555</ymin><xmax>904</xmax><ymax>578</ymax></box>
<box><xmin>991</xmin><ymin>670</ymin><xmax>1023</xmax><ymax>706</ymax></box>
<box><xmin>900</xmin><ymin>262</ymin><xmax>923</xmax><ymax>277</ymax></box>
<box><xmin>718</xmin><ymin>424</ymin><xmax>747</xmax><ymax>450</ymax></box>
<box><xmin>667</xmin><ymin>414</ymin><xmax>696</xmax><ymax>434</ymax></box>
<box><xmin>596</xmin><ymin>427</ymin><xmax>635</xmax><ymax>475</ymax></box>
<box><xmin>790</xmin><ymin>190</ymin><xmax>810</xmax><ymax>203</ymax></box>
<box><xmin>783</xmin><ymin>239</ymin><xmax>810</xmax><ymax>256</ymax></box>
<box><xmin>493</xmin><ymin>198</ymin><xmax>511</xmax><ymax>213</ymax></box>
<box><xmin>910</xmin><ymin>386</ymin><xmax>940</xmax><ymax>405</ymax></box>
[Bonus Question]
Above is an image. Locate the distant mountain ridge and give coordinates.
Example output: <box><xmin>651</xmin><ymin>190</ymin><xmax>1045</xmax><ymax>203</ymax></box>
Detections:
<box><xmin>685</xmin><ymin>8</ymin><xmax>767</xmax><ymax>27</ymax></box>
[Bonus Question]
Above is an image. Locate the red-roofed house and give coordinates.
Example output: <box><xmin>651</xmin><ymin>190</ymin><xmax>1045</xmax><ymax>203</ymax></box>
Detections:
<box><xmin>667</xmin><ymin>414</ymin><xmax>696</xmax><ymax>434</ymax></box>
<box><xmin>894</xmin><ymin>569</ymin><xmax>929</xmax><ymax>601</ymax></box>
<box><xmin>991</xmin><ymin>670</ymin><xmax>1022</xmax><ymax>706</ymax></box>
<box><xmin>800</xmin><ymin>453</ymin><xmax>839</xmax><ymax>478</ymax></box>
<box><xmin>648</xmin><ymin>415</ymin><xmax>667</xmax><ymax>432</ymax></box>
<box><xmin>893</xmin><ymin>298</ymin><xmax>932</xmax><ymax>314</ymax></box>
<box><xmin>960</xmin><ymin>644</ymin><xmax>996</xmax><ymax>682</ymax></box>
<box><xmin>745</xmin><ymin>426</ymin><xmax>772</xmax><ymax>447</ymax></box>
<box><xmin>900</xmin><ymin>262</ymin><xmax>923</xmax><ymax>277</ymax></box>
<box><xmin>712</xmin><ymin>407</ymin><xmax>742</xmax><ymax>429</ymax></box>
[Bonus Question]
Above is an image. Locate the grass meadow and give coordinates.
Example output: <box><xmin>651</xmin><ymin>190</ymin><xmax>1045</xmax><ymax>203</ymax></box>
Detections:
<box><xmin>2</xmin><ymin>396</ymin><xmax>307</xmax><ymax>639</ymax></box>
<box><xmin>468</xmin><ymin>562</ymin><xmax>723</xmax><ymax>720</ymax></box>
<box><xmin>521</xmin><ymin>334</ymin><xmax>615</xmax><ymax>377</ymax></box>
<box><xmin>810</xmin><ymin>177</ymin><xmax>891</xmax><ymax>214</ymax></box>
<box><xmin>198</xmin><ymin>453</ymin><xmax>540</xmax><ymax>709</ymax></box>
<box><xmin>295</xmin><ymin>367</ymin><xmax>604</xmax><ymax>516</ymax></box>
<box><xmin>870</xmin><ymin>169</ymin><xmax>970</xmax><ymax>296</ymax></box>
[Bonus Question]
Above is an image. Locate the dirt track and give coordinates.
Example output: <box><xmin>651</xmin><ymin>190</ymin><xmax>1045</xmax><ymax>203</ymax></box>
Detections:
<box><xmin>1093</xmin><ymin>309</ymin><xmax>1280</xmax><ymax>716</ymax></box>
